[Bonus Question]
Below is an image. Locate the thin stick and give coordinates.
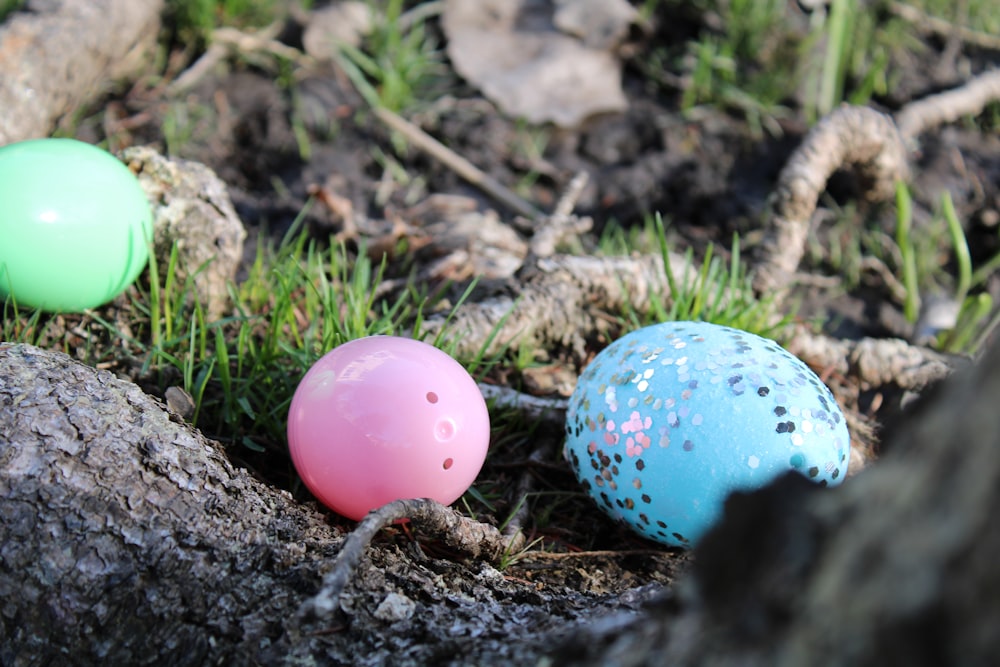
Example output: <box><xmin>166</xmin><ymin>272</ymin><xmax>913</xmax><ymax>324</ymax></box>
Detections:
<box><xmin>299</xmin><ymin>498</ymin><xmax>524</xmax><ymax>619</ymax></box>
<box><xmin>501</xmin><ymin>445</ymin><xmax>550</xmax><ymax>546</ymax></box>
<box><xmin>895</xmin><ymin>68</ymin><xmax>1000</xmax><ymax>142</ymax></box>
<box><xmin>478</xmin><ymin>383</ymin><xmax>567</xmax><ymax>424</ymax></box>
<box><xmin>888</xmin><ymin>2</ymin><xmax>1000</xmax><ymax>52</ymax></box>
<box><xmin>553</xmin><ymin>171</ymin><xmax>589</xmax><ymax>218</ymax></box>
<box><xmin>515</xmin><ymin>548</ymin><xmax>669</xmax><ymax>561</ymax></box>
<box><xmin>374</xmin><ymin>107</ymin><xmax>544</xmax><ymax>220</ymax></box>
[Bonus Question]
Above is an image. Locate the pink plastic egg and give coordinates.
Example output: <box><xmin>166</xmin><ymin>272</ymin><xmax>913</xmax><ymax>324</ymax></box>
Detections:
<box><xmin>287</xmin><ymin>336</ymin><xmax>491</xmax><ymax>520</ymax></box>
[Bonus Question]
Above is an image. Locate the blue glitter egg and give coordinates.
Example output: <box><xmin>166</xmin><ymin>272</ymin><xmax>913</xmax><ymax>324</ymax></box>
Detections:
<box><xmin>564</xmin><ymin>321</ymin><xmax>850</xmax><ymax>548</ymax></box>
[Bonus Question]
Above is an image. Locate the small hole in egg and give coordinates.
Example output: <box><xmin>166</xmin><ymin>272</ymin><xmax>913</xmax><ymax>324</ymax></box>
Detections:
<box><xmin>435</xmin><ymin>418</ymin><xmax>455</xmax><ymax>441</ymax></box>
<box><xmin>442</xmin><ymin>458</ymin><xmax>453</xmax><ymax>470</ymax></box>
<box><xmin>426</xmin><ymin>391</ymin><xmax>438</xmax><ymax>404</ymax></box>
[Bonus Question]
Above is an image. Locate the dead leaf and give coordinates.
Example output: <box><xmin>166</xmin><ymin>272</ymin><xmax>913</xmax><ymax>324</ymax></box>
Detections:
<box><xmin>302</xmin><ymin>1</ymin><xmax>375</xmax><ymax>61</ymax></box>
<box><xmin>442</xmin><ymin>0</ymin><xmax>635</xmax><ymax>127</ymax></box>
<box><xmin>552</xmin><ymin>0</ymin><xmax>638</xmax><ymax>50</ymax></box>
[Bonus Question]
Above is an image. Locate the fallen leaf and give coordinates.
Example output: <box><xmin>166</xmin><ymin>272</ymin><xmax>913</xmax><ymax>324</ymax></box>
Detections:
<box><xmin>442</xmin><ymin>0</ymin><xmax>635</xmax><ymax>127</ymax></box>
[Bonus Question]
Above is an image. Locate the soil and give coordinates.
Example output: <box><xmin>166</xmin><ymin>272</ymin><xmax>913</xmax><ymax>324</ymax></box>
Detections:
<box><xmin>13</xmin><ymin>0</ymin><xmax>1000</xmax><ymax>634</ymax></box>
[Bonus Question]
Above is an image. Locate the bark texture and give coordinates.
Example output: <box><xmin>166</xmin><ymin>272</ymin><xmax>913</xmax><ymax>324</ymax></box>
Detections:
<box><xmin>0</xmin><ymin>343</ymin><xmax>341</xmax><ymax>665</ymax></box>
<box><xmin>0</xmin><ymin>0</ymin><xmax>164</xmax><ymax>145</ymax></box>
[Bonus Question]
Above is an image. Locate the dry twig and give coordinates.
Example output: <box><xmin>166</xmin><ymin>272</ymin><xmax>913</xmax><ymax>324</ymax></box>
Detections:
<box><xmin>752</xmin><ymin>106</ymin><xmax>909</xmax><ymax>297</ymax></box>
<box><xmin>888</xmin><ymin>2</ymin><xmax>1000</xmax><ymax>52</ymax></box>
<box><xmin>300</xmin><ymin>498</ymin><xmax>525</xmax><ymax>619</ymax></box>
<box><xmin>374</xmin><ymin>107</ymin><xmax>544</xmax><ymax>219</ymax></box>
<box><xmin>168</xmin><ymin>23</ymin><xmax>310</xmax><ymax>95</ymax></box>
<box><xmin>479</xmin><ymin>383</ymin><xmax>568</xmax><ymax>424</ymax></box>
<box><xmin>895</xmin><ymin>68</ymin><xmax>1000</xmax><ymax>142</ymax></box>
<box><xmin>525</xmin><ymin>172</ymin><xmax>594</xmax><ymax>257</ymax></box>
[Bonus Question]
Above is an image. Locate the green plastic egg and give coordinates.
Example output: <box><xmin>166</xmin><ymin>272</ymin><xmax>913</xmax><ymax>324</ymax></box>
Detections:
<box><xmin>0</xmin><ymin>138</ymin><xmax>153</xmax><ymax>312</ymax></box>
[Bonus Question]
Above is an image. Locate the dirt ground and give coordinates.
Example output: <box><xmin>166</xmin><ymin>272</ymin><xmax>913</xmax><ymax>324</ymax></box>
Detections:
<box><xmin>6</xmin><ymin>0</ymin><xmax>1000</xmax><ymax>640</ymax></box>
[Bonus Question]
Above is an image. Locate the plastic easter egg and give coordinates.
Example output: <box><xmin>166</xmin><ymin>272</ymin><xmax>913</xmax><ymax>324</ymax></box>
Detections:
<box><xmin>0</xmin><ymin>138</ymin><xmax>153</xmax><ymax>312</ymax></box>
<box><xmin>564</xmin><ymin>321</ymin><xmax>850</xmax><ymax>548</ymax></box>
<box><xmin>287</xmin><ymin>336</ymin><xmax>491</xmax><ymax>520</ymax></box>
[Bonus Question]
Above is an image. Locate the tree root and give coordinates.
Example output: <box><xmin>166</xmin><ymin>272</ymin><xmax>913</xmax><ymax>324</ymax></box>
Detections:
<box><xmin>751</xmin><ymin>106</ymin><xmax>909</xmax><ymax>296</ymax></box>
<box><xmin>300</xmin><ymin>498</ymin><xmax>525</xmax><ymax>619</ymax></box>
<box><xmin>896</xmin><ymin>68</ymin><xmax>1000</xmax><ymax>142</ymax></box>
<box><xmin>753</xmin><ymin>68</ymin><xmax>1000</xmax><ymax>299</ymax></box>
<box><xmin>787</xmin><ymin>326</ymin><xmax>960</xmax><ymax>391</ymax></box>
<box><xmin>421</xmin><ymin>251</ymin><xmax>691</xmax><ymax>359</ymax></box>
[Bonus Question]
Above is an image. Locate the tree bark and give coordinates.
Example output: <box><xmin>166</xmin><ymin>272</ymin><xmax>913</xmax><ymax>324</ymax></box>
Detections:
<box><xmin>0</xmin><ymin>0</ymin><xmax>164</xmax><ymax>145</ymax></box>
<box><xmin>0</xmin><ymin>342</ymin><xmax>342</xmax><ymax>664</ymax></box>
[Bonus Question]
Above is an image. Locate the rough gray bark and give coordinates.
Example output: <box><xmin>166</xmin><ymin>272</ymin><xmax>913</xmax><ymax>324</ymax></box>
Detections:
<box><xmin>0</xmin><ymin>0</ymin><xmax>164</xmax><ymax>145</ymax></box>
<box><xmin>0</xmin><ymin>343</ymin><xmax>341</xmax><ymax>665</ymax></box>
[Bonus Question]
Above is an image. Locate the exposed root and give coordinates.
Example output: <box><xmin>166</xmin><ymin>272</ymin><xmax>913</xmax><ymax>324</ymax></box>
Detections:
<box><xmin>888</xmin><ymin>2</ymin><xmax>1000</xmax><ymax>52</ymax></box>
<box><xmin>752</xmin><ymin>106</ymin><xmax>909</xmax><ymax>297</ymax></box>
<box><xmin>895</xmin><ymin>68</ymin><xmax>1000</xmax><ymax>143</ymax></box>
<box><xmin>752</xmin><ymin>71</ymin><xmax>1000</xmax><ymax>300</ymax></box>
<box><xmin>299</xmin><ymin>498</ymin><xmax>525</xmax><ymax>619</ymax></box>
<box><xmin>787</xmin><ymin>327</ymin><xmax>961</xmax><ymax>391</ymax></box>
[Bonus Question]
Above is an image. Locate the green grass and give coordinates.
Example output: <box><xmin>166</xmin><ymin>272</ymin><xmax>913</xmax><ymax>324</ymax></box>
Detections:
<box><xmin>597</xmin><ymin>214</ymin><xmax>663</xmax><ymax>257</ymax></box>
<box><xmin>890</xmin><ymin>183</ymin><xmax>1000</xmax><ymax>355</ymax></box>
<box><xmin>679</xmin><ymin>0</ymin><xmax>795</xmax><ymax>135</ymax></box>
<box><xmin>1</xmin><ymin>216</ymin><xmax>480</xmax><ymax>459</ymax></box>
<box><xmin>334</xmin><ymin>0</ymin><xmax>448</xmax><ymax>115</ymax></box>
<box><xmin>662</xmin><ymin>0</ymin><xmax>994</xmax><ymax>127</ymax></box>
<box><xmin>895</xmin><ymin>180</ymin><xmax>921</xmax><ymax>324</ymax></box>
<box><xmin>0</xmin><ymin>0</ymin><xmax>24</xmax><ymax>21</ymax></box>
<box><xmin>611</xmin><ymin>214</ymin><xmax>796</xmax><ymax>342</ymax></box>
<box><xmin>805</xmin><ymin>199</ymin><xmax>891</xmax><ymax>292</ymax></box>
<box><xmin>166</xmin><ymin>0</ymin><xmax>308</xmax><ymax>42</ymax></box>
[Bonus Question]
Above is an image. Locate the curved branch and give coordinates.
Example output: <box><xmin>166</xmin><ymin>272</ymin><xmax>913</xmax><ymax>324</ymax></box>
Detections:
<box><xmin>421</xmin><ymin>251</ymin><xmax>693</xmax><ymax>360</ymax></box>
<box><xmin>752</xmin><ymin>106</ymin><xmax>909</xmax><ymax>296</ymax></box>
<box><xmin>301</xmin><ymin>498</ymin><xmax>525</xmax><ymax>619</ymax></box>
<box><xmin>895</xmin><ymin>68</ymin><xmax>1000</xmax><ymax>142</ymax></box>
